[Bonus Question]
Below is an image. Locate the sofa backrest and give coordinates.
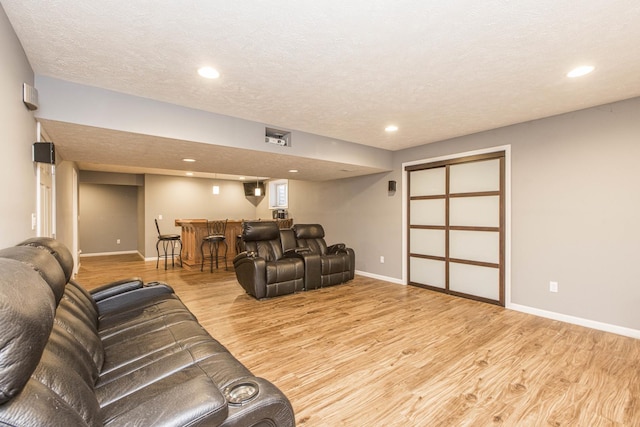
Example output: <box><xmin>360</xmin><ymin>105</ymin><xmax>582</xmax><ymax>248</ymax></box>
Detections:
<box><xmin>0</xmin><ymin>240</ymin><xmax>104</xmax><ymax>426</ymax></box>
<box><xmin>242</xmin><ymin>221</ymin><xmax>284</xmax><ymax>261</ymax></box>
<box><xmin>292</xmin><ymin>224</ymin><xmax>329</xmax><ymax>256</ymax></box>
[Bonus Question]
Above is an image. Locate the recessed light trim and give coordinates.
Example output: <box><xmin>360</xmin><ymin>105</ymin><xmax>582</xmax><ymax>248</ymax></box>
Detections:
<box><xmin>182</xmin><ymin>158</ymin><xmax>196</xmax><ymax>163</ymax></box>
<box><xmin>567</xmin><ymin>65</ymin><xmax>595</xmax><ymax>78</ymax></box>
<box><xmin>198</xmin><ymin>66</ymin><xmax>220</xmax><ymax>79</ymax></box>
<box><xmin>288</xmin><ymin>169</ymin><xmax>299</xmax><ymax>173</ymax></box>
<box><xmin>385</xmin><ymin>125</ymin><xmax>399</xmax><ymax>132</ymax></box>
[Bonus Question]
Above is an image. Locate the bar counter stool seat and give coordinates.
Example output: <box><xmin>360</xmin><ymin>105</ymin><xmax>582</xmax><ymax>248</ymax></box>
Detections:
<box><xmin>201</xmin><ymin>219</ymin><xmax>228</xmax><ymax>272</ymax></box>
<box><xmin>155</xmin><ymin>219</ymin><xmax>182</xmax><ymax>269</ymax></box>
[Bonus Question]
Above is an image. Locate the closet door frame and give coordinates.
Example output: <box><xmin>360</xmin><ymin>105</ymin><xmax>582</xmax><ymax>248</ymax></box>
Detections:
<box><xmin>403</xmin><ymin>147</ymin><xmax>510</xmax><ymax>306</ymax></box>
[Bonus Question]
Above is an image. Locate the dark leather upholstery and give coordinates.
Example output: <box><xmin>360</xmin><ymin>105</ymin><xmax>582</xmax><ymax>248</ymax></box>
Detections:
<box><xmin>0</xmin><ymin>237</ymin><xmax>294</xmax><ymax>427</ymax></box>
<box><xmin>293</xmin><ymin>224</ymin><xmax>355</xmax><ymax>288</ymax></box>
<box><xmin>233</xmin><ymin>221</ymin><xmax>304</xmax><ymax>299</ymax></box>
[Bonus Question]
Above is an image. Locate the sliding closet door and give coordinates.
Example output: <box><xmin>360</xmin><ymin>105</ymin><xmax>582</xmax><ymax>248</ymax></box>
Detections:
<box><xmin>407</xmin><ymin>152</ymin><xmax>505</xmax><ymax>306</ymax></box>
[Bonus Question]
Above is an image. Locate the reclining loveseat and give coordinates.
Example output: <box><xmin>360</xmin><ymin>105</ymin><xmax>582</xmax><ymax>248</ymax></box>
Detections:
<box><xmin>0</xmin><ymin>237</ymin><xmax>294</xmax><ymax>426</ymax></box>
<box><xmin>233</xmin><ymin>221</ymin><xmax>355</xmax><ymax>299</ymax></box>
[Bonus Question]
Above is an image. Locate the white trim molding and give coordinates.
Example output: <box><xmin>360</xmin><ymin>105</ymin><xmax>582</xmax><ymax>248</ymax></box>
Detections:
<box><xmin>509</xmin><ymin>303</ymin><xmax>640</xmax><ymax>339</ymax></box>
<box><xmin>355</xmin><ymin>270</ymin><xmax>404</xmax><ymax>285</ymax></box>
<box><xmin>80</xmin><ymin>250</ymin><xmax>142</xmax><ymax>258</ymax></box>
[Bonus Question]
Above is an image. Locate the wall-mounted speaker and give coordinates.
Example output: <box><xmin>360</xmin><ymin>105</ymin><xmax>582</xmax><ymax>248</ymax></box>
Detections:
<box><xmin>23</xmin><ymin>83</ymin><xmax>39</xmax><ymax>111</ymax></box>
<box><xmin>388</xmin><ymin>180</ymin><xmax>396</xmax><ymax>192</ymax></box>
<box><xmin>33</xmin><ymin>142</ymin><xmax>55</xmax><ymax>164</ymax></box>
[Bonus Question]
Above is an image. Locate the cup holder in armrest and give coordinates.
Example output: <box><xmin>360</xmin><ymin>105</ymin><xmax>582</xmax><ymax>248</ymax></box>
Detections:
<box><xmin>223</xmin><ymin>381</ymin><xmax>259</xmax><ymax>405</ymax></box>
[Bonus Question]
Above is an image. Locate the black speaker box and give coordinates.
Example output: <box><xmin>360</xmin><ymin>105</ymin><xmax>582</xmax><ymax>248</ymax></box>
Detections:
<box><xmin>388</xmin><ymin>180</ymin><xmax>397</xmax><ymax>192</ymax></box>
<box><xmin>33</xmin><ymin>142</ymin><xmax>55</xmax><ymax>164</ymax></box>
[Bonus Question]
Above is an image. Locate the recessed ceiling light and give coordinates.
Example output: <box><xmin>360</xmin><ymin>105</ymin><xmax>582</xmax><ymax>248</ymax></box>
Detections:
<box><xmin>198</xmin><ymin>66</ymin><xmax>220</xmax><ymax>79</ymax></box>
<box><xmin>385</xmin><ymin>125</ymin><xmax>399</xmax><ymax>132</ymax></box>
<box><xmin>567</xmin><ymin>65</ymin><xmax>595</xmax><ymax>78</ymax></box>
<box><xmin>288</xmin><ymin>169</ymin><xmax>299</xmax><ymax>173</ymax></box>
<box><xmin>182</xmin><ymin>158</ymin><xmax>196</xmax><ymax>162</ymax></box>
<box><xmin>185</xmin><ymin>172</ymin><xmax>194</xmax><ymax>176</ymax></box>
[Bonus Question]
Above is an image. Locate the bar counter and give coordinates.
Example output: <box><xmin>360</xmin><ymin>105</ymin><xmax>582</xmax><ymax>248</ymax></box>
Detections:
<box><xmin>175</xmin><ymin>218</ymin><xmax>293</xmax><ymax>270</ymax></box>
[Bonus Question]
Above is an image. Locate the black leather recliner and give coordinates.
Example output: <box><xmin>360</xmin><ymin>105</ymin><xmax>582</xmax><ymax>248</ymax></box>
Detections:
<box><xmin>292</xmin><ymin>224</ymin><xmax>355</xmax><ymax>288</ymax></box>
<box><xmin>0</xmin><ymin>237</ymin><xmax>295</xmax><ymax>426</ymax></box>
<box><xmin>233</xmin><ymin>221</ymin><xmax>305</xmax><ymax>299</ymax></box>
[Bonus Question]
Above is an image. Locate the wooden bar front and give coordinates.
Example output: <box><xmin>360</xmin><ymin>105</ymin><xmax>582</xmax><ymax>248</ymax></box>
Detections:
<box><xmin>175</xmin><ymin>219</ymin><xmax>293</xmax><ymax>270</ymax></box>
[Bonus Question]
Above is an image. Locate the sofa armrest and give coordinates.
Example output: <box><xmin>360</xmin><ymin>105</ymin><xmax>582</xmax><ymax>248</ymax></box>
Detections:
<box><xmin>96</xmin><ymin>284</ymin><xmax>175</xmax><ymax>315</ymax></box>
<box><xmin>233</xmin><ymin>255</ymin><xmax>268</xmax><ymax>299</ymax></box>
<box><xmin>89</xmin><ymin>277</ymin><xmax>144</xmax><ymax>302</ymax></box>
<box><xmin>327</xmin><ymin>243</ymin><xmax>347</xmax><ymax>254</ymax></box>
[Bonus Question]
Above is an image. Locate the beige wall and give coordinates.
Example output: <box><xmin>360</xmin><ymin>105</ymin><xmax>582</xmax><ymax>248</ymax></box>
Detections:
<box><xmin>0</xmin><ymin>5</ymin><xmax>37</xmax><ymax>246</ymax></box>
<box><xmin>143</xmin><ymin>174</ymin><xmax>263</xmax><ymax>258</ymax></box>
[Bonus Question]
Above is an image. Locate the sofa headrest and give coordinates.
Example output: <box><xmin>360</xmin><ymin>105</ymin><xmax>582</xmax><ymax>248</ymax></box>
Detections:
<box><xmin>0</xmin><ymin>246</ymin><xmax>67</xmax><ymax>303</ymax></box>
<box><xmin>242</xmin><ymin>221</ymin><xmax>279</xmax><ymax>242</ymax></box>
<box><xmin>18</xmin><ymin>237</ymin><xmax>74</xmax><ymax>283</ymax></box>
<box><xmin>293</xmin><ymin>224</ymin><xmax>325</xmax><ymax>240</ymax></box>
<box><xmin>0</xmin><ymin>258</ymin><xmax>57</xmax><ymax>404</ymax></box>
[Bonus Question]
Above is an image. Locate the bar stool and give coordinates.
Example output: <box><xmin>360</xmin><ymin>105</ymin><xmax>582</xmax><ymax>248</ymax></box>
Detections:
<box><xmin>155</xmin><ymin>219</ymin><xmax>182</xmax><ymax>269</ymax></box>
<box><xmin>201</xmin><ymin>219</ymin><xmax>228</xmax><ymax>272</ymax></box>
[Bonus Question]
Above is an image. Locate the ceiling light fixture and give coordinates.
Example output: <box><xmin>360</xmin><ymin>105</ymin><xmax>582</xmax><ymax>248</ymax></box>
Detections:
<box><xmin>186</xmin><ymin>172</ymin><xmax>194</xmax><ymax>176</ymax></box>
<box><xmin>385</xmin><ymin>125</ymin><xmax>398</xmax><ymax>132</ymax></box>
<box><xmin>567</xmin><ymin>65</ymin><xmax>595</xmax><ymax>78</ymax></box>
<box><xmin>288</xmin><ymin>169</ymin><xmax>298</xmax><ymax>173</ymax></box>
<box><xmin>254</xmin><ymin>177</ymin><xmax>261</xmax><ymax>196</ymax></box>
<box><xmin>198</xmin><ymin>66</ymin><xmax>220</xmax><ymax>79</ymax></box>
<box><xmin>182</xmin><ymin>158</ymin><xmax>196</xmax><ymax>162</ymax></box>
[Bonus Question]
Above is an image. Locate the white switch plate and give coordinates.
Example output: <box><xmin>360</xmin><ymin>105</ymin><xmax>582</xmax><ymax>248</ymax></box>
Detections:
<box><xmin>158</xmin><ymin>214</ymin><xmax>163</xmax><ymax>220</ymax></box>
<box><xmin>549</xmin><ymin>281</ymin><xmax>558</xmax><ymax>293</ymax></box>
<box><xmin>380</xmin><ymin>256</ymin><xmax>385</xmax><ymax>263</ymax></box>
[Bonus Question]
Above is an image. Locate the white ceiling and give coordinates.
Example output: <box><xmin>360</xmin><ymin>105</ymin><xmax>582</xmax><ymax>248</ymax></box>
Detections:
<box><xmin>4</xmin><ymin>0</ymin><xmax>640</xmax><ymax>179</ymax></box>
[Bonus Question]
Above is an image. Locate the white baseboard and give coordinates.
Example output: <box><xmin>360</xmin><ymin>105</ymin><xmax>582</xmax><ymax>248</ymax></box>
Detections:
<box><xmin>508</xmin><ymin>303</ymin><xmax>640</xmax><ymax>339</ymax></box>
<box><xmin>355</xmin><ymin>270</ymin><xmax>404</xmax><ymax>285</ymax></box>
<box><xmin>354</xmin><ymin>271</ymin><xmax>640</xmax><ymax>339</ymax></box>
<box><xmin>80</xmin><ymin>250</ymin><xmax>143</xmax><ymax>258</ymax></box>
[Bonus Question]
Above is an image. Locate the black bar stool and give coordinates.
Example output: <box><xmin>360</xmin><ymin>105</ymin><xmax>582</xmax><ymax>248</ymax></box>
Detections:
<box><xmin>201</xmin><ymin>219</ymin><xmax>228</xmax><ymax>272</ymax></box>
<box><xmin>155</xmin><ymin>219</ymin><xmax>182</xmax><ymax>269</ymax></box>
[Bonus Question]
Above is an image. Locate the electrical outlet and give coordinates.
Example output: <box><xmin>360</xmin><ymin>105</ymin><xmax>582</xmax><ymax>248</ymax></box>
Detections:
<box><xmin>116</xmin><ymin>239</ymin><xmax>121</xmax><ymax>245</ymax></box>
<box><xmin>380</xmin><ymin>256</ymin><xmax>385</xmax><ymax>263</ymax></box>
<box><xmin>549</xmin><ymin>281</ymin><xmax>558</xmax><ymax>293</ymax></box>
<box><xmin>158</xmin><ymin>214</ymin><xmax>163</xmax><ymax>220</ymax></box>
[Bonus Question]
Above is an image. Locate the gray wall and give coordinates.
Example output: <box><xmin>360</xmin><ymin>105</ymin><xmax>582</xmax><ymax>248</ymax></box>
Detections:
<box><xmin>79</xmin><ymin>183</ymin><xmax>139</xmax><ymax>254</ymax></box>
<box><xmin>316</xmin><ymin>97</ymin><xmax>640</xmax><ymax>331</ymax></box>
<box><xmin>0</xmin><ymin>5</ymin><xmax>37</xmax><ymax>246</ymax></box>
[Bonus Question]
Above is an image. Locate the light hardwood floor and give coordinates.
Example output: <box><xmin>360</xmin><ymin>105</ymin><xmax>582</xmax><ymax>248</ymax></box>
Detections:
<box><xmin>77</xmin><ymin>255</ymin><xmax>640</xmax><ymax>426</ymax></box>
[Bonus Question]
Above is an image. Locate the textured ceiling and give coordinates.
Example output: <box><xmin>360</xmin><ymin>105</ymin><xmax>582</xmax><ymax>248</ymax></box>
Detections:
<box><xmin>4</xmin><ymin>0</ymin><xmax>640</xmax><ymax>178</ymax></box>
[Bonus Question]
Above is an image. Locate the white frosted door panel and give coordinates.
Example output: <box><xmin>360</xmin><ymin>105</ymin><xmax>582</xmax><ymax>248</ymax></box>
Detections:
<box><xmin>410</xmin><ymin>168</ymin><xmax>445</xmax><ymax>197</ymax></box>
<box><xmin>449</xmin><ymin>159</ymin><xmax>500</xmax><ymax>193</ymax></box>
<box><xmin>410</xmin><ymin>229</ymin><xmax>445</xmax><ymax>257</ymax></box>
<box><xmin>449</xmin><ymin>196</ymin><xmax>500</xmax><ymax>227</ymax></box>
<box><xmin>410</xmin><ymin>257</ymin><xmax>445</xmax><ymax>288</ymax></box>
<box><xmin>410</xmin><ymin>199</ymin><xmax>446</xmax><ymax>226</ymax></box>
<box><xmin>449</xmin><ymin>230</ymin><xmax>499</xmax><ymax>264</ymax></box>
<box><xmin>449</xmin><ymin>263</ymin><xmax>499</xmax><ymax>300</ymax></box>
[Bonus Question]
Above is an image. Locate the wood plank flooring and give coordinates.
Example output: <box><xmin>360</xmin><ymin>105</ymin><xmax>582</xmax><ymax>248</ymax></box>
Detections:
<box><xmin>77</xmin><ymin>255</ymin><xmax>640</xmax><ymax>426</ymax></box>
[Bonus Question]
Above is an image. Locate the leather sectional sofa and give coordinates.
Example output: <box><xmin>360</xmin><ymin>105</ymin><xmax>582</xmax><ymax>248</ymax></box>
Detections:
<box><xmin>233</xmin><ymin>221</ymin><xmax>354</xmax><ymax>299</ymax></box>
<box><xmin>0</xmin><ymin>237</ymin><xmax>294</xmax><ymax>426</ymax></box>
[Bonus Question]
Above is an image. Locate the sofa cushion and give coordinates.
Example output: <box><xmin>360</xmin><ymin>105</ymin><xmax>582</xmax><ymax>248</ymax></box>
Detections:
<box><xmin>0</xmin><ymin>246</ymin><xmax>67</xmax><ymax>303</ymax></box>
<box><xmin>18</xmin><ymin>237</ymin><xmax>75</xmax><ymax>284</ymax></box>
<box><xmin>0</xmin><ymin>259</ymin><xmax>57</xmax><ymax>404</ymax></box>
